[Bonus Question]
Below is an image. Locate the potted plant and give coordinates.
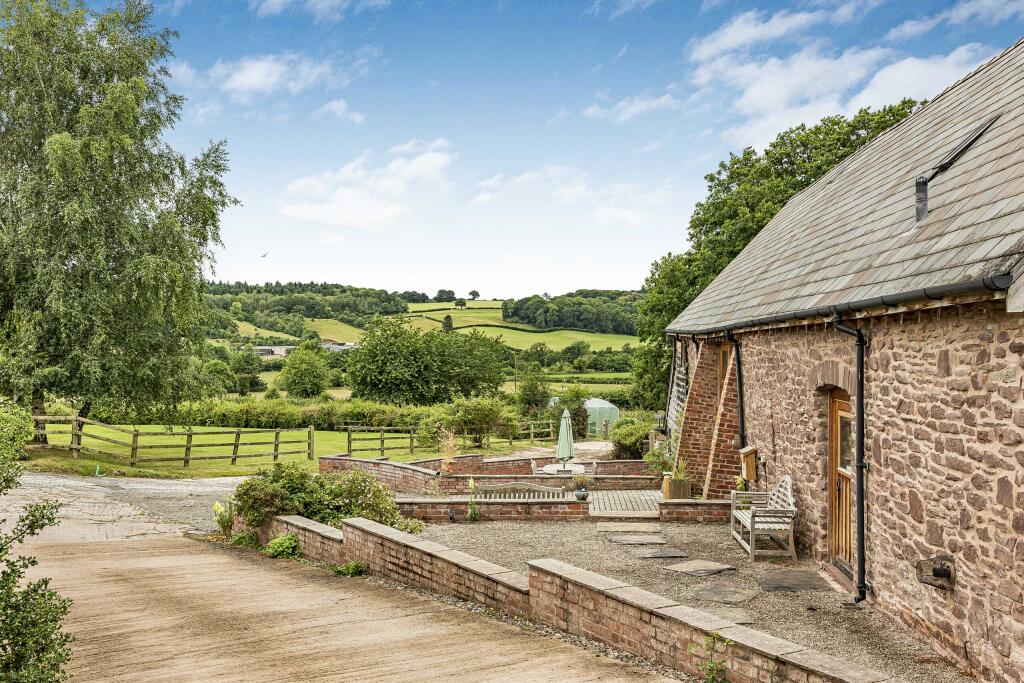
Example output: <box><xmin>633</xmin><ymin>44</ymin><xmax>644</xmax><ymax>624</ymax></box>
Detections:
<box><xmin>571</xmin><ymin>474</ymin><xmax>593</xmax><ymax>501</ymax></box>
<box><xmin>666</xmin><ymin>459</ymin><xmax>692</xmax><ymax>500</ymax></box>
<box><xmin>438</xmin><ymin>427</ymin><xmax>457</xmax><ymax>475</ymax></box>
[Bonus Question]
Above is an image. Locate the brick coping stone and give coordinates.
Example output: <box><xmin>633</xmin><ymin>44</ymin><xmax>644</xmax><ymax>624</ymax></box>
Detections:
<box><xmin>320</xmin><ymin>456</ymin><xmax>439</xmax><ymax>476</ymax></box>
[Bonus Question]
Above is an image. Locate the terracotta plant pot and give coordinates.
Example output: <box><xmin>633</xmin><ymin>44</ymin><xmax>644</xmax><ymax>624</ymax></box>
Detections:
<box><xmin>666</xmin><ymin>479</ymin><xmax>691</xmax><ymax>500</ymax></box>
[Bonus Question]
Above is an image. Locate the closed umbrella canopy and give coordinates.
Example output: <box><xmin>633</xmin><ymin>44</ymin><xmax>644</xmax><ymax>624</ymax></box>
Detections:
<box><xmin>556</xmin><ymin>409</ymin><xmax>574</xmax><ymax>464</ymax></box>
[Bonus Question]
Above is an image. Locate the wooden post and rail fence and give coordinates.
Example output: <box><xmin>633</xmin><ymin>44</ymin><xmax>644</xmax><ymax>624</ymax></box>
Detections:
<box><xmin>31</xmin><ymin>416</ymin><xmax>564</xmax><ymax>466</ymax></box>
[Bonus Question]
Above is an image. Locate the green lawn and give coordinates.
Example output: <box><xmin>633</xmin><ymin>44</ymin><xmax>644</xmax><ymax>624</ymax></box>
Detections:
<box><xmin>407</xmin><ymin>299</ymin><xmax>504</xmax><ymax>311</ymax></box>
<box><xmin>28</xmin><ymin>421</ymin><xmax>540</xmax><ymax>477</ymax></box>
<box><xmin>235</xmin><ymin>320</ymin><xmax>298</xmax><ymax>339</ymax></box>
<box><xmin>307</xmin><ymin>318</ymin><xmax>363</xmax><ymax>343</ymax></box>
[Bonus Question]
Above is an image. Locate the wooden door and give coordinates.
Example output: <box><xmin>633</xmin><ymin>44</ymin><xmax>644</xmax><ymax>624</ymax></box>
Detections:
<box><xmin>829</xmin><ymin>390</ymin><xmax>854</xmax><ymax>574</ymax></box>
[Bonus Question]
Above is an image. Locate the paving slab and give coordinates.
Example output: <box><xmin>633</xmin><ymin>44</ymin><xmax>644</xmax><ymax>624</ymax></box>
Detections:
<box><xmin>663</xmin><ymin>559</ymin><xmax>735</xmax><ymax>576</ymax></box>
<box><xmin>595</xmin><ymin>522</ymin><xmax>661</xmax><ymax>533</ymax></box>
<box><xmin>607</xmin><ymin>535</ymin><xmax>666</xmax><ymax>545</ymax></box>
<box><xmin>639</xmin><ymin>547</ymin><xmax>689</xmax><ymax>559</ymax></box>
<box><xmin>691</xmin><ymin>586</ymin><xmax>759</xmax><ymax>605</ymax></box>
<box><xmin>759</xmin><ymin>569</ymin><xmax>835</xmax><ymax>593</ymax></box>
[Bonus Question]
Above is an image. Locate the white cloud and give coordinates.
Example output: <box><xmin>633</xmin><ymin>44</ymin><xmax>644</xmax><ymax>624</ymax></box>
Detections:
<box><xmin>846</xmin><ymin>43</ymin><xmax>994</xmax><ymax>111</ymax></box>
<box><xmin>278</xmin><ymin>139</ymin><xmax>452</xmax><ymax>230</ymax></box>
<box><xmin>886</xmin><ymin>0</ymin><xmax>1024</xmax><ymax>41</ymax></box>
<box><xmin>583</xmin><ymin>92</ymin><xmax>683</xmax><ymax>123</ymax></box>
<box><xmin>313</xmin><ymin>98</ymin><xmax>366</xmax><ymax>123</ymax></box>
<box><xmin>249</xmin><ymin>0</ymin><xmax>390</xmax><ymax>21</ymax></box>
<box><xmin>209</xmin><ymin>53</ymin><xmax>332</xmax><ymax>102</ymax></box>
<box><xmin>588</xmin><ymin>0</ymin><xmax>663</xmax><ymax>18</ymax></box>
<box><xmin>168</xmin><ymin>60</ymin><xmax>199</xmax><ymax>89</ymax></box>
<box><xmin>545</xmin><ymin>107</ymin><xmax>568</xmax><ymax>126</ymax></box>
<box><xmin>690</xmin><ymin>9</ymin><xmax>830</xmax><ymax>61</ymax></box>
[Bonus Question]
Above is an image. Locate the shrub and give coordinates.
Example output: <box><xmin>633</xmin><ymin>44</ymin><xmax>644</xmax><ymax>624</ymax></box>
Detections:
<box><xmin>212</xmin><ymin>500</ymin><xmax>235</xmax><ymax>536</ymax></box>
<box><xmin>232</xmin><ymin>463</ymin><xmax>423</xmax><ymax>532</ymax></box>
<box><xmin>263</xmin><ymin>533</ymin><xmax>300</xmax><ymax>559</ymax></box>
<box><xmin>0</xmin><ymin>399</ymin><xmax>73</xmax><ymax>681</ymax></box>
<box><xmin>643</xmin><ymin>441</ymin><xmax>673</xmax><ymax>474</ymax></box>
<box><xmin>229</xmin><ymin>530</ymin><xmax>260</xmax><ymax>549</ymax></box>
<box><xmin>610</xmin><ymin>417</ymin><xmax>654</xmax><ymax>459</ymax></box>
<box><xmin>279</xmin><ymin>348</ymin><xmax>329</xmax><ymax>398</ymax></box>
<box><xmin>514</xmin><ymin>363</ymin><xmax>551</xmax><ymax>414</ymax></box>
<box><xmin>571</xmin><ymin>474</ymin><xmax>593</xmax><ymax>491</ymax></box>
<box><xmin>450</xmin><ymin>397</ymin><xmax>517</xmax><ymax>447</ymax></box>
<box><xmin>331</xmin><ymin>561</ymin><xmax>367</xmax><ymax>577</ymax></box>
<box><xmin>263</xmin><ymin>386</ymin><xmax>281</xmax><ymax>400</ymax></box>
<box><xmin>554</xmin><ymin>386</ymin><xmax>589</xmax><ymax>439</ymax></box>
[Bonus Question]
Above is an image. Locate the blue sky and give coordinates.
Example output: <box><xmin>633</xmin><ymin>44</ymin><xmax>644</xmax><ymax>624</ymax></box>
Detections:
<box><xmin>144</xmin><ymin>0</ymin><xmax>1024</xmax><ymax>298</ymax></box>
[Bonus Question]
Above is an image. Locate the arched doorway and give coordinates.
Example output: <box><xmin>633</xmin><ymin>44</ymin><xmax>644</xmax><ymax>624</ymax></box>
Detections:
<box><xmin>828</xmin><ymin>388</ymin><xmax>854</xmax><ymax>576</ymax></box>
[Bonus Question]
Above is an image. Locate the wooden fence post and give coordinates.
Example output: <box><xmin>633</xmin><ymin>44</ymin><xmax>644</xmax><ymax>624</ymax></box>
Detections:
<box><xmin>409</xmin><ymin>430</ymin><xmax>415</xmax><ymax>456</ymax></box>
<box><xmin>231</xmin><ymin>429</ymin><xmax>241</xmax><ymax>465</ymax></box>
<box><xmin>603</xmin><ymin>419</ymin><xmax>610</xmax><ymax>439</ymax></box>
<box><xmin>379</xmin><ymin>428</ymin><xmax>385</xmax><ymax>458</ymax></box>
<box><xmin>549</xmin><ymin>420</ymin><xmax>554</xmax><ymax>440</ymax></box>
<box><xmin>130</xmin><ymin>430</ymin><xmax>139</xmax><ymax>467</ymax></box>
<box><xmin>346</xmin><ymin>427</ymin><xmax>352</xmax><ymax>456</ymax></box>
<box><xmin>183</xmin><ymin>431</ymin><xmax>193</xmax><ymax>468</ymax></box>
<box><xmin>648</xmin><ymin>430</ymin><xmax>658</xmax><ymax>454</ymax></box>
<box><xmin>70</xmin><ymin>416</ymin><xmax>82</xmax><ymax>459</ymax></box>
<box><xmin>273</xmin><ymin>428</ymin><xmax>281</xmax><ymax>461</ymax></box>
<box><xmin>529</xmin><ymin>422</ymin><xmax>535</xmax><ymax>444</ymax></box>
<box><xmin>308</xmin><ymin>425</ymin><xmax>315</xmax><ymax>460</ymax></box>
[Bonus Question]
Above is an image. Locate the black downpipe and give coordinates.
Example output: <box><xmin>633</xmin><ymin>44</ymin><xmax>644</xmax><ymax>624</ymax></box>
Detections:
<box><xmin>834</xmin><ymin>318</ymin><xmax>868</xmax><ymax>603</ymax></box>
<box><xmin>725</xmin><ymin>330</ymin><xmax>747</xmax><ymax>450</ymax></box>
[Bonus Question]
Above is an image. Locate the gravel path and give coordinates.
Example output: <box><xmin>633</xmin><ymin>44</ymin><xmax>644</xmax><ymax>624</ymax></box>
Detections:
<box><xmin>422</xmin><ymin>520</ymin><xmax>975</xmax><ymax>683</ymax></box>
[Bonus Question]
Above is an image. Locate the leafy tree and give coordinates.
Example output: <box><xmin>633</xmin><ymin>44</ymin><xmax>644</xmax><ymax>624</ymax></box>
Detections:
<box><xmin>450</xmin><ymin>397</ymin><xmax>517</xmax><ymax>447</ymax></box>
<box><xmin>229</xmin><ymin>350</ymin><xmax>263</xmax><ymax>396</ymax></box>
<box><xmin>279</xmin><ymin>349</ymin><xmax>329</xmax><ymax>398</ymax></box>
<box><xmin>554</xmin><ymin>385</ymin><xmax>589</xmax><ymax>439</ymax></box>
<box><xmin>515</xmin><ymin>363</ymin><xmax>551</xmax><ymax>414</ymax></box>
<box><xmin>454</xmin><ymin>298</ymin><xmax>466</xmax><ymax>309</ymax></box>
<box><xmin>346</xmin><ymin>317</ymin><xmax>505</xmax><ymax>404</ymax></box>
<box><xmin>0</xmin><ymin>399</ymin><xmax>73</xmax><ymax>680</ymax></box>
<box><xmin>201</xmin><ymin>360</ymin><xmax>234</xmax><ymax>396</ymax></box>
<box><xmin>441</xmin><ymin>314</ymin><xmax>454</xmax><ymax>333</ymax></box>
<box><xmin>631</xmin><ymin>100</ymin><xmax>919</xmax><ymax>408</ymax></box>
<box><xmin>0</xmin><ymin>0</ymin><xmax>235</xmax><ymax>425</ymax></box>
<box><xmin>397</xmin><ymin>291</ymin><xmax>430</xmax><ymax>304</ymax></box>
<box><xmin>468</xmin><ymin>290</ymin><xmax>480</xmax><ymax>300</ymax></box>
<box><xmin>433</xmin><ymin>289</ymin><xmax>456</xmax><ymax>303</ymax></box>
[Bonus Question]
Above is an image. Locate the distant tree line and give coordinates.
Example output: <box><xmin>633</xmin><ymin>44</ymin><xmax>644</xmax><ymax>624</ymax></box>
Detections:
<box><xmin>205</xmin><ymin>286</ymin><xmax>408</xmax><ymax>332</ymax></box>
<box><xmin>502</xmin><ymin>289</ymin><xmax>639</xmax><ymax>334</ymax></box>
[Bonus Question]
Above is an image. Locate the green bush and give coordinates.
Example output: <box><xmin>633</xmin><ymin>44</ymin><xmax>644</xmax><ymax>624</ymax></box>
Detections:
<box><xmin>263</xmin><ymin>533</ymin><xmax>300</xmax><ymax>559</ymax></box>
<box><xmin>0</xmin><ymin>398</ymin><xmax>34</xmax><ymax>461</ymax></box>
<box><xmin>643</xmin><ymin>441</ymin><xmax>673</xmax><ymax>474</ymax></box>
<box><xmin>553</xmin><ymin>385</ymin><xmax>589</xmax><ymax>439</ymax></box>
<box><xmin>450</xmin><ymin>397</ymin><xmax>517</xmax><ymax>447</ymax></box>
<box><xmin>610</xmin><ymin>417</ymin><xmax>654</xmax><ymax>459</ymax></box>
<box><xmin>279</xmin><ymin>348</ymin><xmax>329</xmax><ymax>398</ymax></box>
<box><xmin>229</xmin><ymin>530</ymin><xmax>260</xmax><ymax>549</ymax></box>
<box><xmin>263</xmin><ymin>386</ymin><xmax>281</xmax><ymax>400</ymax></box>
<box><xmin>330</xmin><ymin>560</ymin><xmax>367</xmax><ymax>577</ymax></box>
<box><xmin>232</xmin><ymin>463</ymin><xmax>423</xmax><ymax>532</ymax></box>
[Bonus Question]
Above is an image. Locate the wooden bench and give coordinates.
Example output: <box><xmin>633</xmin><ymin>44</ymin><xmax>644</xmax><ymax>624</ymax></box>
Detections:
<box><xmin>730</xmin><ymin>476</ymin><xmax>797</xmax><ymax>560</ymax></box>
<box><xmin>474</xmin><ymin>482</ymin><xmax>569</xmax><ymax>500</ymax></box>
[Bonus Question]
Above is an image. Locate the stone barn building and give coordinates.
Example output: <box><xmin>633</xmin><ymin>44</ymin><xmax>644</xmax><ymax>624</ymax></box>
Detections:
<box><xmin>665</xmin><ymin>40</ymin><xmax>1024</xmax><ymax>682</ymax></box>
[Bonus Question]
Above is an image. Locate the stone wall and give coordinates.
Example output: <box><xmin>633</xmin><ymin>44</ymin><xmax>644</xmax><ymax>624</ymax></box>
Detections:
<box><xmin>319</xmin><ymin>456</ymin><xmax>438</xmax><ymax>493</ymax></box>
<box><xmin>717</xmin><ymin>300</ymin><xmax>1024</xmax><ymax>682</ymax></box>
<box><xmin>397</xmin><ymin>497</ymin><xmax>589</xmax><ymax>522</ymax></box>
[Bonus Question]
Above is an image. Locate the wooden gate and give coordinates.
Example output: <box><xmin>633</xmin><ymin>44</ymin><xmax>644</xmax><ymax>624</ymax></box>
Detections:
<box><xmin>828</xmin><ymin>390</ymin><xmax>854</xmax><ymax>574</ymax></box>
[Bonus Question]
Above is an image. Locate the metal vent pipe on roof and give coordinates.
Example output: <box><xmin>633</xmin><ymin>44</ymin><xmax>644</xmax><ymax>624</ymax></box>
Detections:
<box><xmin>915</xmin><ymin>176</ymin><xmax>929</xmax><ymax>221</ymax></box>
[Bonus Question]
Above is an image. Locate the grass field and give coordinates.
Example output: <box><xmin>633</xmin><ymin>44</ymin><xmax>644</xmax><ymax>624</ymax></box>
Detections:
<box><xmin>307</xmin><ymin>318</ymin><xmax>363</xmax><ymax>343</ymax></box>
<box><xmin>28</xmin><ymin>421</ymin><xmax>538</xmax><ymax>477</ymax></box>
<box><xmin>235</xmin><ymin>320</ymin><xmax>298</xmax><ymax>339</ymax></box>
<box><xmin>407</xmin><ymin>299</ymin><xmax>504</xmax><ymax>311</ymax></box>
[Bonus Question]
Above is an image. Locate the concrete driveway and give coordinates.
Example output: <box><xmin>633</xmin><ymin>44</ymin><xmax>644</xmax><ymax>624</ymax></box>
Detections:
<box><xmin>8</xmin><ymin>474</ymin><xmax>671</xmax><ymax>682</ymax></box>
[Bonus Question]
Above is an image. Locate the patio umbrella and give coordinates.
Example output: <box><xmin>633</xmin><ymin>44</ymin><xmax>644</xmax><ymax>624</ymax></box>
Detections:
<box><xmin>555</xmin><ymin>409</ymin><xmax>574</xmax><ymax>464</ymax></box>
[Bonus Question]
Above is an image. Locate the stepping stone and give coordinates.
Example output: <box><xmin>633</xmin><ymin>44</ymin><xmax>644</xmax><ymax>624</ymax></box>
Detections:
<box><xmin>640</xmin><ymin>547</ymin><xmax>689</xmax><ymax>559</ymax></box>
<box><xmin>691</xmin><ymin>586</ymin><xmax>758</xmax><ymax>605</ymax></box>
<box><xmin>709</xmin><ymin>607</ymin><xmax>755</xmax><ymax>624</ymax></box>
<box><xmin>596</xmin><ymin>522</ymin><xmax>661</xmax><ymax>533</ymax></box>
<box><xmin>759</xmin><ymin>569</ymin><xmax>834</xmax><ymax>593</ymax></box>
<box><xmin>664</xmin><ymin>559</ymin><xmax>735</xmax><ymax>576</ymax></box>
<box><xmin>607</xmin><ymin>535</ymin><xmax>666</xmax><ymax>545</ymax></box>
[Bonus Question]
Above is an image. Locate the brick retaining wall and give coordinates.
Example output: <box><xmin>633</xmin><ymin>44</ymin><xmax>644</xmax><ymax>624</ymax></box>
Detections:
<box><xmin>341</xmin><ymin>518</ymin><xmax>532</xmax><ymax>618</ymax></box>
<box><xmin>658</xmin><ymin>499</ymin><xmax>731</xmax><ymax>522</ymax></box>
<box><xmin>247</xmin><ymin>513</ymin><xmax>900</xmax><ymax>682</ymax></box>
<box><xmin>397</xmin><ymin>497</ymin><xmax>589</xmax><ymax>522</ymax></box>
<box><xmin>319</xmin><ymin>456</ymin><xmax>438</xmax><ymax>493</ymax></box>
<box><xmin>439</xmin><ymin>473</ymin><xmax>660</xmax><ymax>494</ymax></box>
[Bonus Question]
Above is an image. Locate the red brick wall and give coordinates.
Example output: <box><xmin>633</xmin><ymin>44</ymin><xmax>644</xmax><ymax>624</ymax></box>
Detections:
<box><xmin>319</xmin><ymin>456</ymin><xmax>438</xmax><ymax>493</ymax></box>
<box><xmin>527</xmin><ymin>558</ymin><xmax>892</xmax><ymax>683</ymax></box>
<box><xmin>658</xmin><ymin>499</ymin><xmax>731</xmax><ymax>522</ymax></box>
<box><xmin>703</xmin><ymin>356</ymin><xmax>742</xmax><ymax>498</ymax></box>
<box><xmin>438</xmin><ymin>473</ymin><xmax>660</xmax><ymax>494</ymax></box>
<box><xmin>397</xmin><ymin>498</ymin><xmax>589</xmax><ymax>522</ymax></box>
<box><xmin>341</xmin><ymin>518</ymin><xmax>531</xmax><ymax>618</ymax></box>
<box><xmin>592</xmin><ymin>459</ymin><xmax>649</xmax><ymax>476</ymax></box>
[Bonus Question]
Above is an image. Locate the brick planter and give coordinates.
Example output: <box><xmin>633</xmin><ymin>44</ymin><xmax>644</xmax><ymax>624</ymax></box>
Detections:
<box><xmin>397</xmin><ymin>497</ymin><xmax>589</xmax><ymax>522</ymax></box>
<box><xmin>319</xmin><ymin>456</ymin><xmax>438</xmax><ymax>493</ymax></box>
<box><xmin>658</xmin><ymin>499</ymin><xmax>731</xmax><ymax>522</ymax></box>
<box><xmin>439</xmin><ymin>473</ymin><xmax>660</xmax><ymax>494</ymax></box>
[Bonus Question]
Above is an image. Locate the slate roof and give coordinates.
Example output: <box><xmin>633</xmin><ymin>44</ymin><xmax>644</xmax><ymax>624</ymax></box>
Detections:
<box><xmin>667</xmin><ymin>37</ymin><xmax>1024</xmax><ymax>335</ymax></box>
